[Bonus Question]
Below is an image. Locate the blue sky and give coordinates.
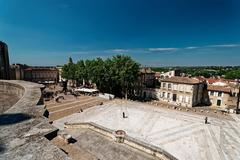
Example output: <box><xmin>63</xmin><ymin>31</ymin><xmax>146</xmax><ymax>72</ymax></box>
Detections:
<box><xmin>0</xmin><ymin>0</ymin><xmax>240</xmax><ymax>66</ymax></box>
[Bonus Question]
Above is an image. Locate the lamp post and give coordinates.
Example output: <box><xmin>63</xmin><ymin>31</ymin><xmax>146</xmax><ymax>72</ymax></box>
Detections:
<box><xmin>236</xmin><ymin>79</ymin><xmax>240</xmax><ymax>114</ymax></box>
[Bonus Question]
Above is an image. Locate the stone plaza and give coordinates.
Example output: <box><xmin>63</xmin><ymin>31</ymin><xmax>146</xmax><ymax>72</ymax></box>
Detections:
<box><xmin>54</xmin><ymin>100</ymin><xmax>240</xmax><ymax>160</ymax></box>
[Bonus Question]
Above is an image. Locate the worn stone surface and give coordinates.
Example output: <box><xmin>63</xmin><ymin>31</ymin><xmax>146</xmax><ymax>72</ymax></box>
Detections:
<box><xmin>0</xmin><ymin>80</ymin><xmax>70</xmax><ymax>160</ymax></box>
<box><xmin>54</xmin><ymin>100</ymin><xmax>240</xmax><ymax>160</ymax></box>
<box><xmin>0</xmin><ymin>92</ymin><xmax>20</xmax><ymax>113</ymax></box>
<box><xmin>54</xmin><ymin>128</ymin><xmax>160</xmax><ymax>160</ymax></box>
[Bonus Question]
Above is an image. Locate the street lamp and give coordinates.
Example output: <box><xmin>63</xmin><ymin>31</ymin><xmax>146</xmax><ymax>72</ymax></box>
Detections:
<box><xmin>236</xmin><ymin>79</ymin><xmax>240</xmax><ymax>114</ymax></box>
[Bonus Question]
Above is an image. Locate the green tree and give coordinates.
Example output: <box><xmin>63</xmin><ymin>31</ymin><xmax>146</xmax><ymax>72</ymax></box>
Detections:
<box><xmin>75</xmin><ymin>60</ymin><xmax>86</xmax><ymax>85</ymax></box>
<box><xmin>111</xmin><ymin>55</ymin><xmax>140</xmax><ymax>99</ymax></box>
<box><xmin>225</xmin><ymin>70</ymin><xmax>240</xmax><ymax>79</ymax></box>
<box><xmin>61</xmin><ymin>57</ymin><xmax>77</xmax><ymax>85</ymax></box>
<box><xmin>62</xmin><ymin>55</ymin><xmax>140</xmax><ymax>99</ymax></box>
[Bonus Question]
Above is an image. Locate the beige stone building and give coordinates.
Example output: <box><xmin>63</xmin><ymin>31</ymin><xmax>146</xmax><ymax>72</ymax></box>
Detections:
<box><xmin>208</xmin><ymin>85</ymin><xmax>231</xmax><ymax>109</ymax></box>
<box><xmin>138</xmin><ymin>67</ymin><xmax>156</xmax><ymax>88</ymax></box>
<box><xmin>24</xmin><ymin>66</ymin><xmax>59</xmax><ymax>84</ymax></box>
<box><xmin>136</xmin><ymin>67</ymin><xmax>156</xmax><ymax>99</ymax></box>
<box><xmin>158</xmin><ymin>69</ymin><xmax>181</xmax><ymax>80</ymax></box>
<box><xmin>208</xmin><ymin>84</ymin><xmax>239</xmax><ymax>110</ymax></box>
<box><xmin>158</xmin><ymin>77</ymin><xmax>205</xmax><ymax>107</ymax></box>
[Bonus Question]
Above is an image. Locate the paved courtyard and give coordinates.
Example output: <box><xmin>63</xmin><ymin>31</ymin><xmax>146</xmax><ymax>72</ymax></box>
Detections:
<box><xmin>51</xmin><ymin>128</ymin><xmax>159</xmax><ymax>160</ymax></box>
<box><xmin>53</xmin><ymin>100</ymin><xmax>240</xmax><ymax>160</ymax></box>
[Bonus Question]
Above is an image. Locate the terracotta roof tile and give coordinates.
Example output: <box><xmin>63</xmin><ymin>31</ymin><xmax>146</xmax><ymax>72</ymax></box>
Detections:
<box><xmin>161</xmin><ymin>76</ymin><xmax>201</xmax><ymax>84</ymax></box>
<box><xmin>207</xmin><ymin>85</ymin><xmax>231</xmax><ymax>93</ymax></box>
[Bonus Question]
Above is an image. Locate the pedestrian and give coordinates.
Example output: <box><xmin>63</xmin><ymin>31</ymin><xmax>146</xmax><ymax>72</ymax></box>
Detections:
<box><xmin>123</xmin><ymin>112</ymin><xmax>125</xmax><ymax>118</ymax></box>
<box><xmin>205</xmin><ymin>117</ymin><xmax>208</xmax><ymax>124</ymax></box>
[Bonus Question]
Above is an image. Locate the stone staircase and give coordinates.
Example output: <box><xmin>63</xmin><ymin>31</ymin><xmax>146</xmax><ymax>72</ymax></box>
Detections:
<box><xmin>45</xmin><ymin>96</ymin><xmax>106</xmax><ymax>121</ymax></box>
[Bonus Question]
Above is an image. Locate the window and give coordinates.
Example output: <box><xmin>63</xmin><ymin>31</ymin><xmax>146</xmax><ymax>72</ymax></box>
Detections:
<box><xmin>179</xmin><ymin>85</ymin><xmax>184</xmax><ymax>92</ymax></box>
<box><xmin>233</xmin><ymin>92</ymin><xmax>236</xmax><ymax>97</ymax></box>
<box><xmin>185</xmin><ymin>86</ymin><xmax>191</xmax><ymax>92</ymax></box>
<box><xmin>168</xmin><ymin>83</ymin><xmax>171</xmax><ymax>89</ymax></box>
<box><xmin>182</xmin><ymin>96</ymin><xmax>185</xmax><ymax>103</ymax></box>
<box><xmin>218</xmin><ymin>92</ymin><xmax>222</xmax><ymax>97</ymax></box>
<box><xmin>210</xmin><ymin>91</ymin><xmax>214</xmax><ymax>96</ymax></box>
<box><xmin>167</xmin><ymin>93</ymin><xmax>170</xmax><ymax>99</ymax></box>
<box><xmin>162</xmin><ymin>83</ymin><xmax>166</xmax><ymax>88</ymax></box>
<box><xmin>173</xmin><ymin>84</ymin><xmax>177</xmax><ymax>90</ymax></box>
<box><xmin>179</xmin><ymin>95</ymin><xmax>182</xmax><ymax>102</ymax></box>
<box><xmin>162</xmin><ymin>92</ymin><xmax>166</xmax><ymax>98</ymax></box>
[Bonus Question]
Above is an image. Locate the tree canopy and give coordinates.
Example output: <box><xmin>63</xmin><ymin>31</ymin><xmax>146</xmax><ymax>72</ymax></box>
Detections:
<box><xmin>225</xmin><ymin>70</ymin><xmax>240</xmax><ymax>79</ymax></box>
<box><xmin>61</xmin><ymin>55</ymin><xmax>140</xmax><ymax>98</ymax></box>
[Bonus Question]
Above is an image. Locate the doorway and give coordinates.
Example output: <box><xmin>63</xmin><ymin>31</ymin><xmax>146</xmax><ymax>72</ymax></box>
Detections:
<box><xmin>173</xmin><ymin>94</ymin><xmax>177</xmax><ymax>102</ymax></box>
<box><xmin>217</xmin><ymin>99</ymin><xmax>221</xmax><ymax>106</ymax></box>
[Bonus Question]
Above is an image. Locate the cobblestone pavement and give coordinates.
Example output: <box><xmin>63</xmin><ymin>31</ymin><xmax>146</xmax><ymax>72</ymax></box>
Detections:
<box><xmin>54</xmin><ymin>100</ymin><xmax>240</xmax><ymax>160</ymax></box>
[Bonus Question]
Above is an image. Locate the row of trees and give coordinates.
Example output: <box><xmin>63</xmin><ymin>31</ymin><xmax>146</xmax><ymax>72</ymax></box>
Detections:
<box><xmin>152</xmin><ymin>66</ymin><xmax>240</xmax><ymax>79</ymax></box>
<box><xmin>61</xmin><ymin>55</ymin><xmax>140</xmax><ymax>99</ymax></box>
<box><xmin>225</xmin><ymin>70</ymin><xmax>240</xmax><ymax>79</ymax></box>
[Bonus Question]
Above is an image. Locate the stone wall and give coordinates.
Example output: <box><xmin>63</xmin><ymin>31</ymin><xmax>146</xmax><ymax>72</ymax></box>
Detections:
<box><xmin>0</xmin><ymin>80</ymin><xmax>70</xmax><ymax>160</ymax></box>
<box><xmin>0</xmin><ymin>81</ymin><xmax>25</xmax><ymax>112</ymax></box>
<box><xmin>0</xmin><ymin>80</ymin><xmax>25</xmax><ymax>98</ymax></box>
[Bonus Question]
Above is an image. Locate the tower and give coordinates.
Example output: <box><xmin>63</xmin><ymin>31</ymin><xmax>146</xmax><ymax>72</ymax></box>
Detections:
<box><xmin>0</xmin><ymin>41</ymin><xmax>10</xmax><ymax>79</ymax></box>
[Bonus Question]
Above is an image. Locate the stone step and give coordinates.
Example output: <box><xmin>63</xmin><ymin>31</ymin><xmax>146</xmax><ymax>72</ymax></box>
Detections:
<box><xmin>47</xmin><ymin>97</ymin><xmax>96</xmax><ymax>112</ymax></box>
<box><xmin>46</xmin><ymin>96</ymin><xmax>92</xmax><ymax>108</ymax></box>
<box><xmin>49</xmin><ymin>100</ymin><xmax>105</xmax><ymax>121</ymax></box>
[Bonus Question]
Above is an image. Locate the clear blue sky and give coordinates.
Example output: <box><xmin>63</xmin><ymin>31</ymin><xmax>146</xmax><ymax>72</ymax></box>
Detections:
<box><xmin>0</xmin><ymin>0</ymin><xmax>240</xmax><ymax>66</ymax></box>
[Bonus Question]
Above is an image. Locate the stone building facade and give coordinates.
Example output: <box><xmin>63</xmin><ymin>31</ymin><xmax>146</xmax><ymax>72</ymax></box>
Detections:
<box><xmin>208</xmin><ymin>85</ymin><xmax>239</xmax><ymax>110</ymax></box>
<box><xmin>10</xmin><ymin>64</ymin><xmax>26</xmax><ymax>80</ymax></box>
<box><xmin>138</xmin><ymin>67</ymin><xmax>156</xmax><ymax>88</ymax></box>
<box><xmin>24</xmin><ymin>66</ymin><xmax>59</xmax><ymax>83</ymax></box>
<box><xmin>136</xmin><ymin>67</ymin><xmax>156</xmax><ymax>99</ymax></box>
<box><xmin>158</xmin><ymin>77</ymin><xmax>205</xmax><ymax>107</ymax></box>
<box><xmin>158</xmin><ymin>69</ymin><xmax>181</xmax><ymax>80</ymax></box>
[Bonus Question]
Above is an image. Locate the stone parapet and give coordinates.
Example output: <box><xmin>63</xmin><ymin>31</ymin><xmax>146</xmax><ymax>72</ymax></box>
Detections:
<box><xmin>0</xmin><ymin>80</ymin><xmax>70</xmax><ymax>160</ymax></box>
<box><xmin>64</xmin><ymin>122</ymin><xmax>177</xmax><ymax>160</ymax></box>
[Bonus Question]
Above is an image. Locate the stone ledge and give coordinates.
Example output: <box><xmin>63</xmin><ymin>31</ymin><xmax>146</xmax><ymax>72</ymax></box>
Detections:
<box><xmin>0</xmin><ymin>80</ymin><xmax>70</xmax><ymax>160</ymax></box>
<box><xmin>64</xmin><ymin>122</ymin><xmax>177</xmax><ymax>160</ymax></box>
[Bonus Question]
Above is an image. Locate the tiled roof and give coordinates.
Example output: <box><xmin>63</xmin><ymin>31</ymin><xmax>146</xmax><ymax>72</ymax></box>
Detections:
<box><xmin>161</xmin><ymin>76</ymin><xmax>201</xmax><ymax>84</ymax></box>
<box><xmin>207</xmin><ymin>85</ymin><xmax>231</xmax><ymax>93</ymax></box>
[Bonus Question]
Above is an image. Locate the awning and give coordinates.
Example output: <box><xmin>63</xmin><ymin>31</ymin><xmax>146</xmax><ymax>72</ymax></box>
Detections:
<box><xmin>74</xmin><ymin>88</ymin><xmax>99</xmax><ymax>93</ymax></box>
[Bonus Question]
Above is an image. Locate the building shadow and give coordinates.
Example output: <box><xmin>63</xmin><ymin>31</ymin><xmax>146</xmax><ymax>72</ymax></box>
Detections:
<box><xmin>0</xmin><ymin>113</ymin><xmax>32</xmax><ymax>126</ymax></box>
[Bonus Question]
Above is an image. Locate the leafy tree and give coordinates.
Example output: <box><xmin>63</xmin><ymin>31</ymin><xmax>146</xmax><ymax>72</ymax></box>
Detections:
<box><xmin>111</xmin><ymin>55</ymin><xmax>140</xmax><ymax>99</ymax></box>
<box><xmin>225</xmin><ymin>70</ymin><xmax>240</xmax><ymax>79</ymax></box>
<box><xmin>75</xmin><ymin>60</ymin><xmax>86</xmax><ymax>85</ymax></box>
<box><xmin>62</xmin><ymin>55</ymin><xmax>140</xmax><ymax>99</ymax></box>
<box><xmin>61</xmin><ymin>57</ymin><xmax>77</xmax><ymax>85</ymax></box>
